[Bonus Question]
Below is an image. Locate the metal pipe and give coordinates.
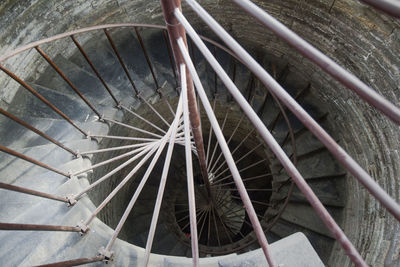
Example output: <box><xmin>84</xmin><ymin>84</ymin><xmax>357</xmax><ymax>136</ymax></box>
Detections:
<box><xmin>0</xmin><ymin>223</ymin><xmax>80</xmax><ymax>232</ymax></box>
<box><xmin>163</xmin><ymin>30</ymin><xmax>179</xmax><ymax>88</ymax></box>
<box><xmin>103</xmin><ymin>28</ymin><xmax>139</xmax><ymax>96</ymax></box>
<box><xmin>35</xmin><ymin>46</ymin><xmax>102</xmax><ymax>118</ymax></box>
<box><xmin>161</xmin><ymin>0</ymin><xmax>211</xmax><ymax>196</ymax></box>
<box><xmin>181</xmin><ymin>0</ymin><xmax>400</xmax><ymax>226</ymax></box>
<box><xmin>181</xmin><ymin>64</ymin><xmax>199</xmax><ymax>266</ymax></box>
<box><xmin>0</xmin><ymin>145</ymin><xmax>69</xmax><ymax>178</ymax></box>
<box><xmin>134</xmin><ymin>26</ymin><xmax>160</xmax><ymax>90</ymax></box>
<box><xmin>0</xmin><ymin>107</ymin><xmax>78</xmax><ymax>156</ymax></box>
<box><xmin>72</xmin><ymin>143</ymin><xmax>154</xmax><ymax>176</ymax></box>
<box><xmin>0</xmin><ymin>182</ymin><xmax>68</xmax><ymax>203</ymax></box>
<box><xmin>176</xmin><ymin>37</ymin><xmax>276</xmax><ymax>267</ymax></box>
<box><xmin>75</xmin><ymin>142</ymin><xmax>158</xmax><ymax>200</ymax></box>
<box><xmin>175</xmin><ymin>7</ymin><xmax>367</xmax><ymax>266</ymax></box>
<box><xmin>360</xmin><ymin>0</ymin><xmax>400</xmax><ymax>18</ymax></box>
<box><xmin>89</xmin><ymin>135</ymin><xmax>157</xmax><ymax>142</ymax></box>
<box><xmin>208</xmin><ymin>115</ymin><xmax>244</xmax><ymax>174</ymax></box>
<box><xmin>36</xmin><ymin>255</ymin><xmax>105</xmax><ymax>267</ymax></box>
<box><xmin>231</xmin><ymin>0</ymin><xmax>400</xmax><ymax>124</ymax></box>
<box><xmin>139</xmin><ymin>95</ymin><xmax>171</xmax><ymax>127</ymax></box>
<box><xmin>83</xmin><ymin>143</ymin><xmax>159</xmax><ymax>227</ymax></box>
<box><xmin>71</xmin><ymin>35</ymin><xmax>119</xmax><ymax>105</ymax></box>
<box><xmin>102</xmin><ymin>117</ymin><xmax>163</xmax><ymax>138</ymax></box>
<box><xmin>79</xmin><ymin>142</ymin><xmax>152</xmax><ymax>156</ymax></box>
<box><xmin>143</xmin><ymin>92</ymin><xmax>183</xmax><ymax>266</ymax></box>
<box><xmin>105</xmin><ymin>122</ymin><xmax>174</xmax><ymax>252</ymax></box>
<box><xmin>119</xmin><ymin>104</ymin><xmax>167</xmax><ymax>134</ymax></box>
<box><xmin>0</xmin><ymin>64</ymin><xmax>88</xmax><ymax>137</ymax></box>
<box><xmin>207</xmin><ymin>111</ymin><xmax>228</xmax><ymax>172</ymax></box>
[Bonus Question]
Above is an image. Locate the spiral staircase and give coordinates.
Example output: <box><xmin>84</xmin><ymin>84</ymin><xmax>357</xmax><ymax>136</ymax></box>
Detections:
<box><xmin>0</xmin><ymin>0</ymin><xmax>399</xmax><ymax>266</ymax></box>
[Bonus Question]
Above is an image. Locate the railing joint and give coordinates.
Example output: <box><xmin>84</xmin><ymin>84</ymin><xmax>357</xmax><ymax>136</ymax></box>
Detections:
<box><xmin>77</xmin><ymin>221</ymin><xmax>89</xmax><ymax>234</ymax></box>
<box><xmin>98</xmin><ymin>247</ymin><xmax>114</xmax><ymax>263</ymax></box>
<box><xmin>66</xmin><ymin>194</ymin><xmax>77</xmax><ymax>206</ymax></box>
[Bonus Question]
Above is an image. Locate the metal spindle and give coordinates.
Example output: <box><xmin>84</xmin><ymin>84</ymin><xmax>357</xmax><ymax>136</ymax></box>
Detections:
<box><xmin>0</xmin><ymin>145</ymin><xmax>69</xmax><ymax>178</ymax></box>
<box><xmin>143</xmin><ymin>93</ymin><xmax>183</xmax><ymax>266</ymax></box>
<box><xmin>176</xmin><ymin>36</ymin><xmax>276</xmax><ymax>267</ymax></box>
<box><xmin>134</xmin><ymin>26</ymin><xmax>160</xmax><ymax>90</ymax></box>
<box><xmin>181</xmin><ymin>64</ymin><xmax>199</xmax><ymax>266</ymax></box>
<box><xmin>71</xmin><ymin>35</ymin><xmax>119</xmax><ymax>105</ymax></box>
<box><xmin>103</xmin><ymin>28</ymin><xmax>139</xmax><ymax>96</ymax></box>
<box><xmin>36</xmin><ymin>255</ymin><xmax>105</xmax><ymax>267</ymax></box>
<box><xmin>0</xmin><ymin>107</ymin><xmax>78</xmax><ymax>157</ymax></box>
<box><xmin>0</xmin><ymin>64</ymin><xmax>88</xmax><ymax>137</ymax></box>
<box><xmin>231</xmin><ymin>0</ymin><xmax>400</xmax><ymax>124</ymax></box>
<box><xmin>81</xmin><ymin>142</ymin><xmax>160</xmax><ymax>228</ymax></box>
<box><xmin>0</xmin><ymin>182</ymin><xmax>68</xmax><ymax>203</ymax></box>
<box><xmin>0</xmin><ymin>223</ymin><xmax>80</xmax><ymax>232</ymax></box>
<box><xmin>180</xmin><ymin>0</ymin><xmax>400</xmax><ymax>226</ymax></box>
<box><xmin>35</xmin><ymin>46</ymin><xmax>102</xmax><ymax>118</ymax></box>
<box><xmin>175</xmin><ymin>7</ymin><xmax>368</xmax><ymax>265</ymax></box>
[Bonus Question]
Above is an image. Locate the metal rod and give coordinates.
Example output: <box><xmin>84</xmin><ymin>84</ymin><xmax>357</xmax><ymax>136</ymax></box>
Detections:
<box><xmin>207</xmin><ymin>111</ymin><xmax>229</xmax><ymax>172</ymax></box>
<box><xmin>181</xmin><ymin>64</ymin><xmax>199</xmax><ymax>266</ymax></box>
<box><xmin>163</xmin><ymin>30</ymin><xmax>179</xmax><ymax>88</ymax></box>
<box><xmin>143</xmin><ymin>94</ymin><xmax>183</xmax><ymax>266</ymax></box>
<box><xmin>0</xmin><ymin>223</ymin><xmax>80</xmax><ymax>232</ymax></box>
<box><xmin>36</xmin><ymin>256</ymin><xmax>105</xmax><ymax>267</ymax></box>
<box><xmin>206</xmin><ymin>98</ymin><xmax>217</xmax><ymax>165</ymax></box>
<box><xmin>134</xmin><ymin>26</ymin><xmax>160</xmax><ymax>90</ymax></box>
<box><xmin>71</xmin><ymin>35</ymin><xmax>119</xmax><ymax>105</ymax></box>
<box><xmin>103</xmin><ymin>28</ymin><xmax>139</xmax><ymax>96</ymax></box>
<box><xmin>213</xmin><ymin>144</ymin><xmax>264</xmax><ymax>181</ymax></box>
<box><xmin>176</xmin><ymin>6</ymin><xmax>368</xmax><ymax>265</ymax></box>
<box><xmin>72</xmin><ymin>143</ymin><xmax>154</xmax><ymax>176</ymax></box>
<box><xmin>0</xmin><ymin>145</ymin><xmax>69</xmax><ymax>177</ymax></box>
<box><xmin>176</xmin><ymin>36</ymin><xmax>276</xmax><ymax>266</ymax></box>
<box><xmin>83</xmin><ymin>143</ymin><xmax>160</xmax><ymax>227</ymax></box>
<box><xmin>360</xmin><ymin>0</ymin><xmax>400</xmax><ymax>18</ymax></box>
<box><xmin>35</xmin><ymin>46</ymin><xmax>102</xmax><ymax>118</ymax></box>
<box><xmin>211</xmin><ymin>128</ymin><xmax>255</xmax><ymax>176</ymax></box>
<box><xmin>209</xmin><ymin>115</ymin><xmax>244</xmax><ymax>174</ymax></box>
<box><xmin>75</xmin><ymin>143</ymin><xmax>158</xmax><ymax>200</ymax></box>
<box><xmin>119</xmin><ymin>104</ymin><xmax>167</xmax><ymax>134</ymax></box>
<box><xmin>0</xmin><ymin>64</ymin><xmax>88</xmax><ymax>137</ymax></box>
<box><xmin>139</xmin><ymin>95</ymin><xmax>171</xmax><ymax>127</ymax></box>
<box><xmin>79</xmin><ymin>142</ymin><xmax>152</xmax><ymax>156</ymax></box>
<box><xmin>211</xmin><ymin>207</ymin><xmax>221</xmax><ymax>246</ymax></box>
<box><xmin>0</xmin><ymin>107</ymin><xmax>77</xmax><ymax>156</ymax></box>
<box><xmin>0</xmin><ymin>182</ymin><xmax>68</xmax><ymax>203</ymax></box>
<box><xmin>102</xmin><ymin>117</ymin><xmax>163</xmax><ymax>138</ymax></box>
<box><xmin>89</xmin><ymin>135</ymin><xmax>157</xmax><ymax>142</ymax></box>
<box><xmin>105</xmin><ymin>122</ymin><xmax>175</xmax><ymax>252</ymax></box>
<box><xmin>232</xmin><ymin>0</ymin><xmax>400</xmax><ymax>124</ymax></box>
<box><xmin>184</xmin><ymin>0</ymin><xmax>400</xmax><ymax>226</ymax></box>
<box><xmin>161</xmin><ymin>0</ymin><xmax>211</xmax><ymax>196</ymax></box>
<box><xmin>214</xmin><ymin>173</ymin><xmax>273</xmax><ymax>187</ymax></box>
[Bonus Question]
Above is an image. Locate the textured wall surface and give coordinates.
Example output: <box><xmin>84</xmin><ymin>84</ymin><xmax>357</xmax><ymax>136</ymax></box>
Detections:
<box><xmin>0</xmin><ymin>0</ymin><xmax>399</xmax><ymax>266</ymax></box>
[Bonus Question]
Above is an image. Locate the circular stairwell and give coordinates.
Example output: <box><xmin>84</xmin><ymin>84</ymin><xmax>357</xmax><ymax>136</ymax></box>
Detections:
<box><xmin>0</xmin><ymin>26</ymin><xmax>346</xmax><ymax>266</ymax></box>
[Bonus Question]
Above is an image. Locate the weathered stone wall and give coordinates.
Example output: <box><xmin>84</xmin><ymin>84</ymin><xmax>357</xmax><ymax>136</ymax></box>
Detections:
<box><xmin>0</xmin><ymin>0</ymin><xmax>399</xmax><ymax>266</ymax></box>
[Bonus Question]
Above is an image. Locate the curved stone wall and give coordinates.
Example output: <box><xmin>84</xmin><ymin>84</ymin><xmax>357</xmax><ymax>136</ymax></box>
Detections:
<box><xmin>0</xmin><ymin>0</ymin><xmax>399</xmax><ymax>266</ymax></box>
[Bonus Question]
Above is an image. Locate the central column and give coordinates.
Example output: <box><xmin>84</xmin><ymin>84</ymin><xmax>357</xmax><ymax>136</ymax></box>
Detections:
<box><xmin>161</xmin><ymin>0</ymin><xmax>212</xmax><ymax>197</ymax></box>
